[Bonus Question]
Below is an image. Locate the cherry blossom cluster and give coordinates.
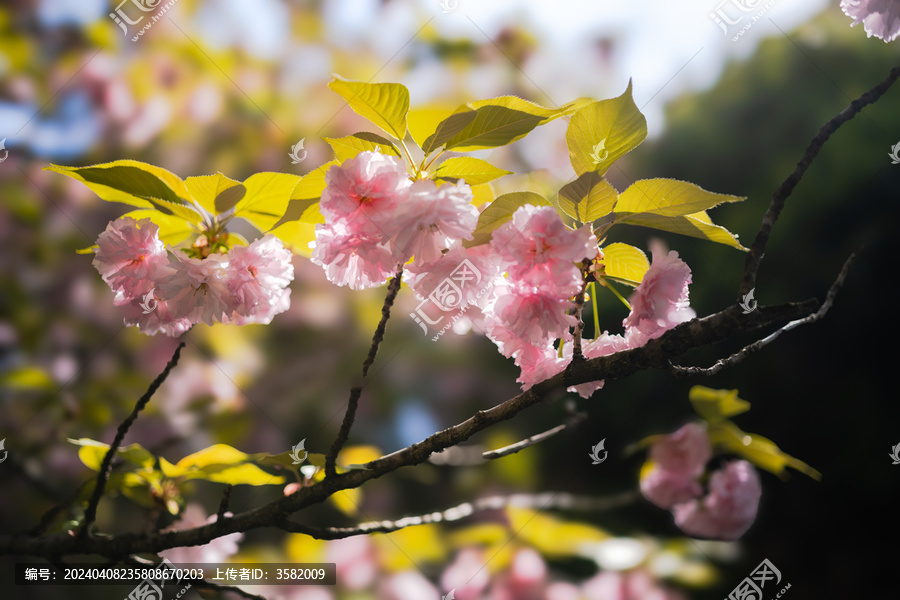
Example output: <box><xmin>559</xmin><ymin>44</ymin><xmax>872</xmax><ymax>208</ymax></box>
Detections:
<box><xmin>311</xmin><ymin>152</ymin><xmax>699</xmax><ymax>398</ymax></box>
<box><xmin>492</xmin><ymin>236</ymin><xmax>696</xmax><ymax>398</ymax></box>
<box><xmin>311</xmin><ymin>151</ymin><xmax>479</xmax><ymax>290</ymax></box>
<box><xmin>640</xmin><ymin>423</ymin><xmax>762</xmax><ymax>540</ymax></box>
<box><xmin>93</xmin><ymin>217</ymin><xmax>293</xmax><ymax>336</ymax></box>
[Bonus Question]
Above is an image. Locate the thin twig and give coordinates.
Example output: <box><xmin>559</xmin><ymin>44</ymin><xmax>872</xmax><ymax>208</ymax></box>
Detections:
<box><xmin>674</xmin><ymin>254</ymin><xmax>853</xmax><ymax>377</ymax></box>
<box><xmin>216</xmin><ymin>485</ymin><xmax>233</xmax><ymax>523</ymax></box>
<box><xmin>79</xmin><ymin>342</ymin><xmax>185</xmax><ymax>538</ymax></box>
<box><xmin>741</xmin><ymin>66</ymin><xmax>900</xmax><ymax>295</ymax></box>
<box><xmin>278</xmin><ymin>491</ymin><xmax>639</xmax><ymax>539</ymax></box>
<box><xmin>572</xmin><ymin>277</ymin><xmax>588</xmax><ymax>361</ymax></box>
<box><xmin>325</xmin><ymin>271</ymin><xmax>403</xmax><ymax>478</ymax></box>
<box><xmin>483</xmin><ymin>424</ymin><xmax>567</xmax><ymax>459</ymax></box>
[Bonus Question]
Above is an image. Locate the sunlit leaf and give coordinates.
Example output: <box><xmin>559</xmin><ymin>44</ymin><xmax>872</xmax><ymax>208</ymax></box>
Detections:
<box><xmin>323</xmin><ymin>132</ymin><xmax>401</xmax><ymax>162</ymax></box>
<box><xmin>465</xmin><ymin>191</ymin><xmax>550</xmax><ymax>247</ymax></box>
<box><xmin>45</xmin><ymin>160</ymin><xmax>191</xmax><ymax>209</ymax></box>
<box><xmin>708</xmin><ymin>421</ymin><xmax>822</xmax><ymax>481</ymax></box>
<box><xmin>557</xmin><ymin>171</ymin><xmax>618</xmax><ymax>223</ymax></box>
<box><xmin>432</xmin><ymin>157</ymin><xmax>512</xmax><ymax>185</ymax></box>
<box><xmin>421</xmin><ymin>105</ymin><xmax>477</xmax><ymax>154</ymax></box>
<box><xmin>689</xmin><ymin>386</ymin><xmax>751</xmax><ymax>423</ymax></box>
<box><xmin>233</xmin><ymin>172</ymin><xmax>303</xmax><ymax>233</ymax></box>
<box><xmin>0</xmin><ymin>366</ymin><xmax>54</xmax><ymax>391</ymax></box>
<box><xmin>328</xmin><ymin>75</ymin><xmax>410</xmax><ymax>140</ymax></box>
<box><xmin>69</xmin><ymin>438</ymin><xmax>155</xmax><ymax>471</ymax></box>
<box><xmin>601</xmin><ymin>243</ymin><xmax>649</xmax><ymax>286</ymax></box>
<box><xmin>185</xmin><ymin>173</ymin><xmax>244</xmax><ymax>215</ymax></box>
<box><xmin>616</xmin><ymin>178</ymin><xmax>744</xmax><ymax>218</ymax></box>
<box><xmin>162</xmin><ymin>444</ymin><xmax>285</xmax><ymax>486</ymax></box>
<box><xmin>506</xmin><ymin>507</ymin><xmax>609</xmax><ymax>558</ymax></box>
<box><xmin>567</xmin><ymin>81</ymin><xmax>647</xmax><ymax>176</ymax></box>
<box><xmin>374</xmin><ymin>524</ymin><xmax>446</xmax><ymax>571</ymax></box>
<box><xmin>120</xmin><ymin>209</ymin><xmax>195</xmax><ymax>247</ymax></box>
<box><xmin>444</xmin><ymin>96</ymin><xmax>585</xmax><ymax>151</ymax></box>
<box><xmin>611</xmin><ymin>211</ymin><xmax>746</xmax><ymax>250</ymax></box>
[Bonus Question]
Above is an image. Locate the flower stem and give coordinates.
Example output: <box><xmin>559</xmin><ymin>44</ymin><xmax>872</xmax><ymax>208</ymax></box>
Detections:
<box><xmin>602</xmin><ymin>277</ymin><xmax>632</xmax><ymax>311</ymax></box>
<box><xmin>590</xmin><ymin>281</ymin><xmax>601</xmax><ymax>336</ymax></box>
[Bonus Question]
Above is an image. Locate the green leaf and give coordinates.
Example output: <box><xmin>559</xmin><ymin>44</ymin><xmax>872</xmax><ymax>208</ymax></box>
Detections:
<box><xmin>557</xmin><ymin>171</ymin><xmax>618</xmax><ymax>223</ymax></box>
<box><xmin>291</xmin><ymin>160</ymin><xmax>339</xmax><ymax>202</ymax></box>
<box><xmin>185</xmin><ymin>173</ymin><xmax>244</xmax><ymax>215</ymax></box>
<box><xmin>444</xmin><ymin>96</ymin><xmax>583</xmax><ymax>152</ymax></box>
<box><xmin>611</xmin><ymin>211</ymin><xmax>746</xmax><ymax>250</ymax></box>
<box><xmin>709</xmin><ymin>421</ymin><xmax>822</xmax><ymax>481</ymax></box>
<box><xmin>567</xmin><ymin>81</ymin><xmax>647</xmax><ymax>176</ymax></box>
<box><xmin>233</xmin><ymin>172</ymin><xmax>303</xmax><ymax>233</ymax></box>
<box><xmin>69</xmin><ymin>438</ymin><xmax>155</xmax><ymax>471</ymax></box>
<box><xmin>615</xmin><ymin>178</ymin><xmax>744</xmax><ymax>218</ymax></box>
<box><xmin>465</xmin><ymin>191</ymin><xmax>550</xmax><ymax>248</ymax></box>
<box><xmin>161</xmin><ymin>444</ymin><xmax>285</xmax><ymax>486</ymax></box>
<box><xmin>689</xmin><ymin>386</ymin><xmax>751</xmax><ymax>424</ymax></box>
<box><xmin>420</xmin><ymin>105</ymin><xmax>477</xmax><ymax>154</ymax></box>
<box><xmin>0</xmin><ymin>366</ymin><xmax>54</xmax><ymax>391</ymax></box>
<box><xmin>45</xmin><ymin>160</ymin><xmax>191</xmax><ymax>209</ymax></box>
<box><xmin>600</xmin><ymin>243</ymin><xmax>649</xmax><ymax>286</ymax></box>
<box><xmin>121</xmin><ymin>209</ymin><xmax>195</xmax><ymax>246</ymax></box>
<box><xmin>328</xmin><ymin>75</ymin><xmax>410</xmax><ymax>140</ymax></box>
<box><xmin>432</xmin><ymin>157</ymin><xmax>512</xmax><ymax>185</ymax></box>
<box><xmin>323</xmin><ymin>132</ymin><xmax>401</xmax><ymax>162</ymax></box>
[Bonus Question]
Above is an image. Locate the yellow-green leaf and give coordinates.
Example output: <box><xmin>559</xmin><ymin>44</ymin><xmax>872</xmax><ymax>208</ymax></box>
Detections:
<box><xmin>601</xmin><ymin>243</ymin><xmax>649</xmax><ymax>286</ymax></box>
<box><xmin>291</xmin><ymin>160</ymin><xmax>339</xmax><ymax>202</ymax></box>
<box><xmin>709</xmin><ymin>421</ymin><xmax>822</xmax><ymax>481</ymax></box>
<box><xmin>557</xmin><ymin>171</ymin><xmax>618</xmax><ymax>224</ymax></box>
<box><xmin>162</xmin><ymin>444</ymin><xmax>285</xmax><ymax>486</ymax></box>
<box><xmin>270</xmin><ymin>220</ymin><xmax>317</xmax><ymax>257</ymax></box>
<box><xmin>432</xmin><ymin>157</ymin><xmax>512</xmax><ymax>185</ymax></box>
<box><xmin>506</xmin><ymin>507</ymin><xmax>609</xmax><ymax>559</ymax></box>
<box><xmin>689</xmin><ymin>386</ymin><xmax>750</xmax><ymax>424</ymax></box>
<box><xmin>613</xmin><ymin>211</ymin><xmax>746</xmax><ymax>250</ymax></box>
<box><xmin>0</xmin><ymin>366</ymin><xmax>54</xmax><ymax>391</ymax></box>
<box><xmin>233</xmin><ymin>172</ymin><xmax>303</xmax><ymax>233</ymax></box>
<box><xmin>323</xmin><ymin>132</ymin><xmax>401</xmax><ymax>162</ymax></box>
<box><xmin>328</xmin><ymin>75</ymin><xmax>410</xmax><ymax>140</ymax></box>
<box><xmin>407</xmin><ymin>105</ymin><xmax>458</xmax><ymax>149</ymax></box>
<box><xmin>45</xmin><ymin>160</ymin><xmax>191</xmax><ymax>209</ymax></box>
<box><xmin>444</xmin><ymin>96</ymin><xmax>583</xmax><ymax>152</ymax></box>
<box><xmin>185</xmin><ymin>173</ymin><xmax>244</xmax><ymax>215</ymax></box>
<box><xmin>465</xmin><ymin>191</ymin><xmax>550</xmax><ymax>248</ymax></box>
<box><xmin>616</xmin><ymin>178</ymin><xmax>744</xmax><ymax>218</ymax></box>
<box><xmin>373</xmin><ymin>525</ymin><xmax>446</xmax><ymax>570</ymax></box>
<box><xmin>420</xmin><ymin>105</ymin><xmax>477</xmax><ymax>154</ymax></box>
<box><xmin>69</xmin><ymin>438</ymin><xmax>155</xmax><ymax>471</ymax></box>
<box><xmin>567</xmin><ymin>81</ymin><xmax>647</xmax><ymax>176</ymax></box>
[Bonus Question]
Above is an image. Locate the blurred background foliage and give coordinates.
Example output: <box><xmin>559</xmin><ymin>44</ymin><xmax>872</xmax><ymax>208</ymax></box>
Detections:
<box><xmin>1</xmin><ymin>1</ymin><xmax>898</xmax><ymax>598</ymax></box>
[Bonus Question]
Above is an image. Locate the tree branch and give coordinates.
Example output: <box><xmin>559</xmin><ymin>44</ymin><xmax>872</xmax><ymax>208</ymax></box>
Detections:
<box><xmin>277</xmin><ymin>491</ymin><xmax>640</xmax><ymax>539</ymax></box>
<box><xmin>0</xmin><ymin>295</ymin><xmax>820</xmax><ymax>559</ymax></box>
<box><xmin>674</xmin><ymin>254</ymin><xmax>853</xmax><ymax>377</ymax></box>
<box><xmin>740</xmin><ymin>65</ymin><xmax>900</xmax><ymax>295</ymax></box>
<box><xmin>482</xmin><ymin>424</ymin><xmax>567</xmax><ymax>459</ymax></box>
<box><xmin>79</xmin><ymin>342</ymin><xmax>185</xmax><ymax>538</ymax></box>
<box><xmin>326</xmin><ymin>270</ymin><xmax>403</xmax><ymax>478</ymax></box>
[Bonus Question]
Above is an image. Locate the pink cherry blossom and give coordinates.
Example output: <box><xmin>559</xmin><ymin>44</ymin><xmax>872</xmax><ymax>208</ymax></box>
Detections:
<box><xmin>441</xmin><ymin>548</ymin><xmax>491</xmax><ymax>600</ymax></box>
<box><xmin>115</xmin><ymin>288</ymin><xmax>193</xmax><ymax>337</ymax></box>
<box><xmin>640</xmin><ymin>467</ymin><xmax>704</xmax><ymax>510</ymax></box>
<box><xmin>487</xmin><ymin>288</ymin><xmax>577</xmax><ymax>348</ymax></box>
<box><xmin>310</xmin><ymin>221</ymin><xmax>399</xmax><ymax>290</ymax></box>
<box><xmin>672</xmin><ymin>460</ymin><xmax>762</xmax><ymax>540</ymax></box>
<box><xmin>326</xmin><ymin>536</ymin><xmax>378</xmax><ymax>591</ymax></box>
<box><xmin>648</xmin><ymin>423</ymin><xmax>711</xmax><ymax>477</ymax></box>
<box><xmin>392</xmin><ymin>179</ymin><xmax>479</xmax><ymax>265</ymax></box>
<box><xmin>841</xmin><ymin>0</ymin><xmax>900</xmax><ymax>42</ymax></box>
<box><xmin>319</xmin><ymin>150</ymin><xmax>411</xmax><ymax>235</ymax></box>
<box><xmin>157</xmin><ymin>250</ymin><xmax>237</xmax><ymax>325</ymax></box>
<box><xmin>93</xmin><ymin>217</ymin><xmax>168</xmax><ymax>297</ymax></box>
<box><xmin>566</xmin><ymin>332</ymin><xmax>631</xmax><ymax>397</ymax></box>
<box><xmin>623</xmin><ymin>242</ymin><xmax>695</xmax><ymax>345</ymax></box>
<box><xmin>405</xmin><ymin>244</ymin><xmax>499</xmax><ymax>310</ymax></box>
<box><xmin>377</xmin><ymin>570</ymin><xmax>440</xmax><ymax>600</ymax></box>
<box><xmin>581</xmin><ymin>569</ymin><xmax>686</xmax><ymax>600</ymax></box>
<box><xmin>227</xmin><ymin>234</ymin><xmax>294</xmax><ymax>323</ymax></box>
<box><xmin>160</xmin><ymin>504</ymin><xmax>242</xmax><ymax>564</ymax></box>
